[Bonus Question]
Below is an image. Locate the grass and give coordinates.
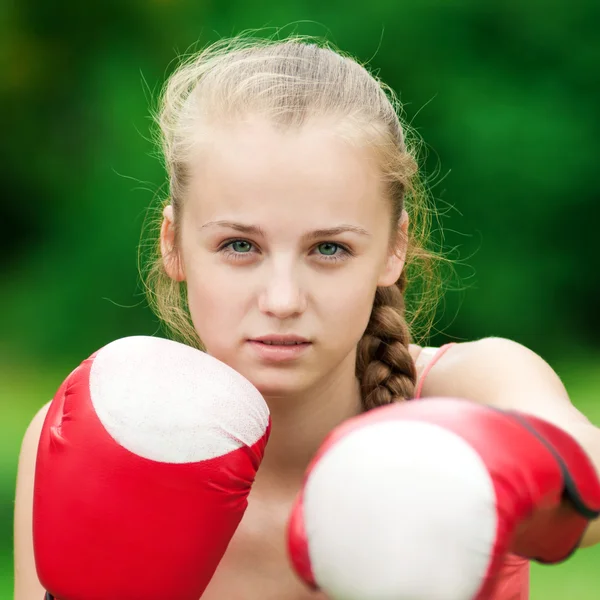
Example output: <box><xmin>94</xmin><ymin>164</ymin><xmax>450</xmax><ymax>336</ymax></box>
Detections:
<box><xmin>1</xmin><ymin>356</ymin><xmax>600</xmax><ymax>598</ymax></box>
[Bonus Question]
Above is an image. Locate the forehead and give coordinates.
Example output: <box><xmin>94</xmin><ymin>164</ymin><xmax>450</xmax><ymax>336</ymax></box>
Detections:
<box><xmin>185</xmin><ymin>117</ymin><xmax>390</xmax><ymax>229</ymax></box>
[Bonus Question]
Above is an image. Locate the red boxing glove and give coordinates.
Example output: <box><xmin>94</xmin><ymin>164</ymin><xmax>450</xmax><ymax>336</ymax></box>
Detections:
<box><xmin>34</xmin><ymin>336</ymin><xmax>270</xmax><ymax>600</ymax></box>
<box><xmin>287</xmin><ymin>398</ymin><xmax>600</xmax><ymax>600</ymax></box>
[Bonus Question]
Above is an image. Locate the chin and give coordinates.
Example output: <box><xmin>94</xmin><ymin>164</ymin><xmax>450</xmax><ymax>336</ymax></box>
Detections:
<box><xmin>206</xmin><ymin>345</ymin><xmax>329</xmax><ymax>399</ymax></box>
<box><xmin>243</xmin><ymin>367</ymin><xmax>316</xmax><ymax>399</ymax></box>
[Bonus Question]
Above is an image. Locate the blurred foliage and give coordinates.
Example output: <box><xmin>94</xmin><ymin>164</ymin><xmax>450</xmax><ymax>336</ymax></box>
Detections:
<box><xmin>2</xmin><ymin>0</ymin><xmax>600</xmax><ymax>596</ymax></box>
<box><xmin>1</xmin><ymin>0</ymin><xmax>599</xmax><ymax>366</ymax></box>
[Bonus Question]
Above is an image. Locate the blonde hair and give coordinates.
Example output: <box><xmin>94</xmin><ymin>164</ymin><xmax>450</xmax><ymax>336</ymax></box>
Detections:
<box><xmin>142</xmin><ymin>34</ymin><xmax>447</xmax><ymax>409</ymax></box>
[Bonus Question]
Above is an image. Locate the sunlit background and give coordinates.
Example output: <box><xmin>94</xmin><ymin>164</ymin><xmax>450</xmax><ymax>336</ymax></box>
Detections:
<box><xmin>2</xmin><ymin>1</ymin><xmax>599</xmax><ymax>597</ymax></box>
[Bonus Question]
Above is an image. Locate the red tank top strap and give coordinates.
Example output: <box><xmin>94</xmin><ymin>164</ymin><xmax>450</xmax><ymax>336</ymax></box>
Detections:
<box><xmin>411</xmin><ymin>342</ymin><xmax>531</xmax><ymax>598</ymax></box>
<box><xmin>413</xmin><ymin>343</ymin><xmax>457</xmax><ymax>399</ymax></box>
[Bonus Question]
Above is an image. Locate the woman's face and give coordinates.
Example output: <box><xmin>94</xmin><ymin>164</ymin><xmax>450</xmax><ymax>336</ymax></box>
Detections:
<box><xmin>162</xmin><ymin>117</ymin><xmax>406</xmax><ymax>398</ymax></box>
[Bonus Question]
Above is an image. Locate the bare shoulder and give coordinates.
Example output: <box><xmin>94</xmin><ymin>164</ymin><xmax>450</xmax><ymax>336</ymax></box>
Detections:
<box><xmin>418</xmin><ymin>337</ymin><xmax>588</xmax><ymax>423</ymax></box>
<box><xmin>14</xmin><ymin>402</ymin><xmax>51</xmax><ymax>600</ymax></box>
<box><xmin>418</xmin><ymin>337</ymin><xmax>540</xmax><ymax>398</ymax></box>
<box><xmin>408</xmin><ymin>343</ymin><xmax>423</xmax><ymax>365</ymax></box>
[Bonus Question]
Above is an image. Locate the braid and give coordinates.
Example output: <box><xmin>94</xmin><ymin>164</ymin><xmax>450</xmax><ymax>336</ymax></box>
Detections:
<box><xmin>356</xmin><ymin>271</ymin><xmax>417</xmax><ymax>411</ymax></box>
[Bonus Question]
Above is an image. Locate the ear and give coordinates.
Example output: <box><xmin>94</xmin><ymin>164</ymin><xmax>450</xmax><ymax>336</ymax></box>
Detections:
<box><xmin>160</xmin><ymin>205</ymin><xmax>186</xmax><ymax>282</ymax></box>
<box><xmin>377</xmin><ymin>210</ymin><xmax>409</xmax><ymax>287</ymax></box>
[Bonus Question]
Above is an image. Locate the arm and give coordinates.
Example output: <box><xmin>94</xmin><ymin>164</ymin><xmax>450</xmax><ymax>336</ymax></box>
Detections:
<box><xmin>421</xmin><ymin>336</ymin><xmax>600</xmax><ymax>547</ymax></box>
<box><xmin>14</xmin><ymin>402</ymin><xmax>51</xmax><ymax>600</ymax></box>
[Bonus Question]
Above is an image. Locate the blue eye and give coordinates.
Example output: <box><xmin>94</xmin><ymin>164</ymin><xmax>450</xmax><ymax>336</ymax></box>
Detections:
<box><xmin>219</xmin><ymin>239</ymin><xmax>351</xmax><ymax>263</ymax></box>
<box><xmin>315</xmin><ymin>242</ymin><xmax>350</xmax><ymax>262</ymax></box>
<box><xmin>229</xmin><ymin>240</ymin><xmax>252</xmax><ymax>253</ymax></box>
<box><xmin>317</xmin><ymin>242</ymin><xmax>339</xmax><ymax>256</ymax></box>
<box><xmin>219</xmin><ymin>239</ymin><xmax>256</xmax><ymax>262</ymax></box>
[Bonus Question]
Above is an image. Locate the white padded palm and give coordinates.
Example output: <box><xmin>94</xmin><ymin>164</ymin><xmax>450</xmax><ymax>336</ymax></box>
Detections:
<box><xmin>89</xmin><ymin>336</ymin><xmax>269</xmax><ymax>463</ymax></box>
<box><xmin>303</xmin><ymin>420</ymin><xmax>497</xmax><ymax>600</ymax></box>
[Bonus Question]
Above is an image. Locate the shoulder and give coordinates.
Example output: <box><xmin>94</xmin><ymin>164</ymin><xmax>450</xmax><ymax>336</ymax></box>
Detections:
<box><xmin>18</xmin><ymin>402</ymin><xmax>50</xmax><ymax>467</ymax></box>
<box><xmin>409</xmin><ymin>343</ymin><xmax>445</xmax><ymax>371</ymax></box>
<box><xmin>14</xmin><ymin>402</ymin><xmax>51</xmax><ymax>600</ymax></box>
<box><xmin>416</xmin><ymin>337</ymin><xmax>587</xmax><ymax>423</ymax></box>
<box><xmin>409</xmin><ymin>342</ymin><xmax>454</xmax><ymax>390</ymax></box>
<box><xmin>414</xmin><ymin>337</ymin><xmax>520</xmax><ymax>397</ymax></box>
<box><xmin>16</xmin><ymin>401</ymin><xmax>50</xmax><ymax>485</ymax></box>
<box><xmin>418</xmin><ymin>337</ymin><xmax>554</xmax><ymax>398</ymax></box>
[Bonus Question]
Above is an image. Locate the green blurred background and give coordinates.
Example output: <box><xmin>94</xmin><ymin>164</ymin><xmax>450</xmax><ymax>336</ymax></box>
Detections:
<box><xmin>2</xmin><ymin>0</ymin><xmax>599</xmax><ymax>597</ymax></box>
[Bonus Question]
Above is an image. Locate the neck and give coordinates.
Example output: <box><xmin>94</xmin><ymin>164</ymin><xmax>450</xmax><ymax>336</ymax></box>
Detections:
<box><xmin>256</xmin><ymin>356</ymin><xmax>363</xmax><ymax>488</ymax></box>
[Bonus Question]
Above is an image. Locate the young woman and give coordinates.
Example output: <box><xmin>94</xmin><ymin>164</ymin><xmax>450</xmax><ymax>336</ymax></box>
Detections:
<box><xmin>14</xmin><ymin>36</ymin><xmax>600</xmax><ymax>600</ymax></box>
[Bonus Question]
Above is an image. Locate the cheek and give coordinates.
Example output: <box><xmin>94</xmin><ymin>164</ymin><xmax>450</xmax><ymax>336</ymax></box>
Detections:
<box><xmin>315</xmin><ymin>269</ymin><xmax>378</xmax><ymax>348</ymax></box>
<box><xmin>183</xmin><ymin>260</ymin><xmax>247</xmax><ymax>348</ymax></box>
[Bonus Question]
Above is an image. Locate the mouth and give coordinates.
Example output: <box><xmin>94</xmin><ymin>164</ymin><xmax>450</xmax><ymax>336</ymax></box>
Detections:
<box><xmin>250</xmin><ymin>335</ymin><xmax>311</xmax><ymax>345</ymax></box>
<box><xmin>252</xmin><ymin>340</ymin><xmax>310</xmax><ymax>346</ymax></box>
<box><xmin>247</xmin><ymin>338</ymin><xmax>312</xmax><ymax>362</ymax></box>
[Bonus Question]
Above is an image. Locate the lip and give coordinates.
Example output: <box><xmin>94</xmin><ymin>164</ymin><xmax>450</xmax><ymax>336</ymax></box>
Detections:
<box><xmin>251</xmin><ymin>334</ymin><xmax>310</xmax><ymax>343</ymax></box>
<box><xmin>247</xmin><ymin>339</ymin><xmax>312</xmax><ymax>362</ymax></box>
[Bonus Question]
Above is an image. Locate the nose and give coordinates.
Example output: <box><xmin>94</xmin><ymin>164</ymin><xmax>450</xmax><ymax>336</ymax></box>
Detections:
<box><xmin>257</xmin><ymin>261</ymin><xmax>307</xmax><ymax>319</ymax></box>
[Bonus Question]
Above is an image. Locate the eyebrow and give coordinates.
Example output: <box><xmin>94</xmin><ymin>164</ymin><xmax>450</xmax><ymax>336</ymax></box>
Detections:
<box><xmin>200</xmin><ymin>220</ymin><xmax>371</xmax><ymax>240</ymax></box>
